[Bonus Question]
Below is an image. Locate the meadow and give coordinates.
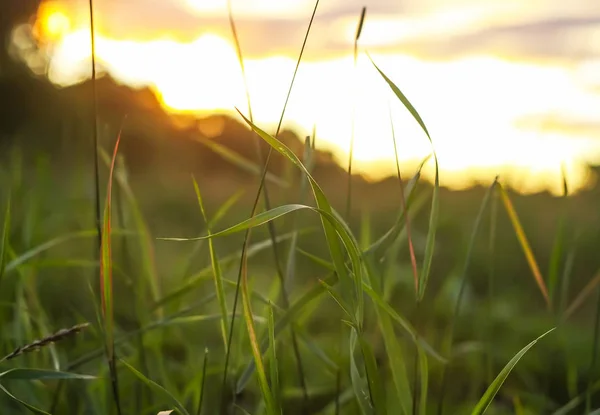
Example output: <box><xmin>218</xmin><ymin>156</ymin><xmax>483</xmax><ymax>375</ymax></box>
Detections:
<box><xmin>1</xmin><ymin>2</ymin><xmax>600</xmax><ymax>415</ymax></box>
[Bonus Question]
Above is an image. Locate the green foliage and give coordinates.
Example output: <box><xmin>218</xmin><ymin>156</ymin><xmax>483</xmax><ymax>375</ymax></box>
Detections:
<box><xmin>1</xmin><ymin>4</ymin><xmax>598</xmax><ymax>415</ymax></box>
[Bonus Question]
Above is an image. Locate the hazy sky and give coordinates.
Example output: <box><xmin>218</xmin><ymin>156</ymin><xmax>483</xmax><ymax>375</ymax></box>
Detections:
<box><xmin>25</xmin><ymin>0</ymin><xmax>600</xmax><ymax>193</ymax></box>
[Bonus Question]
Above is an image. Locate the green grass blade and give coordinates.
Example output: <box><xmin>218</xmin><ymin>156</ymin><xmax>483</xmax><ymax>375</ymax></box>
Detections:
<box><xmin>267</xmin><ymin>302</ymin><xmax>281</xmax><ymax>413</ymax></box>
<box><xmin>100</xmin><ymin>126</ymin><xmax>123</xmax><ymax>412</ymax></box>
<box><xmin>210</xmin><ymin>190</ymin><xmax>245</xmax><ymax>228</ymax></box>
<box><xmin>417</xmin><ymin>346</ymin><xmax>428</xmax><ymax>415</ymax></box>
<box><xmin>193</xmin><ymin>135</ymin><xmax>288</xmax><ymax>188</ymax></box>
<box><xmin>551</xmin><ymin>379</ymin><xmax>600</xmax><ymax>415</ymax></box>
<box><xmin>359</xmin><ymin>334</ymin><xmax>387</xmax><ymax>415</ymax></box>
<box><xmin>363</xmin><ymin>256</ymin><xmax>412</xmax><ymax>414</ymax></box>
<box><xmin>0</xmin><ymin>368</ymin><xmax>96</xmax><ymax>380</ymax></box>
<box><xmin>237</xmin><ymin>111</ymin><xmax>364</xmax><ymax>327</ymax></box>
<box><xmin>438</xmin><ymin>179</ymin><xmax>497</xmax><ymax>414</ymax></box>
<box><xmin>361</xmin><ymin>282</ymin><xmax>445</xmax><ymax>363</ymax></box>
<box><xmin>120</xmin><ymin>359</ymin><xmax>190</xmax><ymax>415</ymax></box>
<box><xmin>5</xmin><ymin>230</ymin><xmax>113</xmax><ymax>273</ymax></box>
<box><xmin>99</xmin><ymin>149</ymin><xmax>162</xmax><ymax>314</ymax></box>
<box><xmin>155</xmin><ymin>231</ymin><xmax>304</xmax><ymax>309</ymax></box>
<box><xmin>0</xmin><ymin>383</ymin><xmax>50</xmax><ymax>415</ymax></box>
<box><xmin>388</xmin><ymin>102</ymin><xmax>418</xmax><ymax>296</ymax></box>
<box><xmin>564</xmin><ymin>270</ymin><xmax>600</xmax><ymax>320</ymax></box>
<box><xmin>498</xmin><ymin>183</ymin><xmax>550</xmax><ymax>308</ymax></box>
<box><xmin>0</xmin><ymin>194</ymin><xmax>10</xmax><ymax>288</ymax></box>
<box><xmin>320</xmin><ymin>279</ymin><xmax>355</xmax><ymax>320</ymax></box>
<box><xmin>418</xmin><ymin>168</ymin><xmax>439</xmax><ymax>301</ymax></box>
<box><xmin>369</xmin><ymin>57</ymin><xmax>439</xmax><ymax>299</ymax></box>
<box><xmin>195</xmin><ymin>348</ymin><xmax>209</xmax><ymax>415</ymax></box>
<box><xmin>365</xmin><ymin>156</ymin><xmax>429</xmax><ymax>259</ymax></box>
<box><xmin>547</xmin><ymin>171</ymin><xmax>568</xmax><ymax>307</ymax></box>
<box><xmin>471</xmin><ymin>328</ymin><xmax>556</xmax><ymax>415</ymax></box>
<box><xmin>160</xmin><ymin>204</ymin><xmax>310</xmax><ymax>241</ymax></box>
<box><xmin>236</xmin><ymin>273</ymin><xmax>335</xmax><ymax>394</ymax></box>
<box><xmin>349</xmin><ymin>328</ymin><xmax>373</xmax><ymax>415</ymax></box>
<box><xmin>191</xmin><ymin>176</ymin><xmax>229</xmax><ymax>351</ymax></box>
<box><xmin>241</xmin><ymin>259</ymin><xmax>277</xmax><ymax>415</ymax></box>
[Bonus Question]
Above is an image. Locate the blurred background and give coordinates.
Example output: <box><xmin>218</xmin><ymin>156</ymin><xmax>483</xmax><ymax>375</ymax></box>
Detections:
<box><xmin>2</xmin><ymin>0</ymin><xmax>600</xmax><ymax>413</ymax></box>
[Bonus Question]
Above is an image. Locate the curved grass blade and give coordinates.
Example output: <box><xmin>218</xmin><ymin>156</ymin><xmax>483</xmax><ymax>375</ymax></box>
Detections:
<box><xmin>387</xmin><ymin>102</ymin><xmax>417</xmax><ymax>296</ymax></box>
<box><xmin>365</xmin><ymin>158</ymin><xmax>429</xmax><ymax>260</ymax></box>
<box><xmin>236</xmin><ymin>273</ymin><xmax>336</xmax><ymax>394</ymax></box>
<box><xmin>267</xmin><ymin>302</ymin><xmax>281</xmax><ymax>413</ymax></box>
<box><xmin>438</xmin><ymin>178</ymin><xmax>497</xmax><ymax>413</ymax></box>
<box><xmin>361</xmin><ymin>282</ymin><xmax>446</xmax><ymax>363</ymax></box>
<box><xmin>345</xmin><ymin>6</ymin><xmax>367</xmax><ymax>219</ymax></box>
<box><xmin>0</xmin><ymin>384</ymin><xmax>50</xmax><ymax>415</ymax></box>
<box><xmin>548</xmin><ymin>167</ymin><xmax>569</xmax><ymax>307</ymax></box>
<box><xmin>0</xmin><ymin>368</ymin><xmax>96</xmax><ymax>381</ymax></box>
<box><xmin>99</xmin><ymin>149</ymin><xmax>161</xmax><ymax>314</ymax></box>
<box><xmin>321</xmin><ymin>279</ymin><xmax>354</xmax><ymax>320</ymax></box>
<box><xmin>349</xmin><ymin>328</ymin><xmax>373</xmax><ymax>415</ymax></box>
<box><xmin>155</xmin><ymin>231</ymin><xmax>304</xmax><ymax>309</ymax></box>
<box><xmin>195</xmin><ymin>348</ymin><xmax>209</xmax><ymax>415</ymax></box>
<box><xmin>417</xmin><ymin>346</ymin><xmax>428</xmax><ymax>415</ymax></box>
<box><xmin>237</xmin><ymin>111</ymin><xmax>364</xmax><ymax>326</ymax></box>
<box><xmin>241</xmin><ymin>257</ymin><xmax>277</xmax><ymax>414</ymax></box>
<box><xmin>0</xmin><ymin>194</ymin><xmax>10</xmax><ymax>287</ymax></box>
<box><xmin>4</xmin><ymin>230</ymin><xmax>116</xmax><ymax>274</ymax></box>
<box><xmin>159</xmin><ymin>204</ymin><xmax>310</xmax><ymax>242</ymax></box>
<box><xmin>552</xmin><ymin>379</ymin><xmax>600</xmax><ymax>415</ymax></box>
<box><xmin>497</xmin><ymin>183</ymin><xmax>550</xmax><ymax>308</ymax></box>
<box><xmin>359</xmin><ymin>334</ymin><xmax>387</xmax><ymax>415</ymax></box>
<box><xmin>564</xmin><ymin>270</ymin><xmax>600</xmax><ymax>320</ymax></box>
<box><xmin>191</xmin><ymin>176</ymin><xmax>229</xmax><ymax>351</ymax></box>
<box><xmin>192</xmin><ymin>135</ymin><xmax>288</xmax><ymax>188</ymax></box>
<box><xmin>369</xmin><ymin>56</ymin><xmax>439</xmax><ymax>300</ymax></box>
<box><xmin>220</xmin><ymin>4</ymin><xmax>321</xmax><ymax>409</ymax></box>
<box><xmin>100</xmin><ymin>124</ymin><xmax>123</xmax><ymax>412</ymax></box>
<box><xmin>471</xmin><ymin>328</ymin><xmax>555</xmax><ymax>415</ymax></box>
<box><xmin>120</xmin><ymin>359</ymin><xmax>190</xmax><ymax>415</ymax></box>
<box><xmin>364</xmin><ymin>257</ymin><xmax>412</xmax><ymax>414</ymax></box>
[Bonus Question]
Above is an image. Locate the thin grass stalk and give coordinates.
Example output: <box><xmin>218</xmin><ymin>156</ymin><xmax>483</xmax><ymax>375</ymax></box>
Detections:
<box><xmin>486</xmin><ymin>188</ymin><xmax>499</xmax><ymax>386</ymax></box>
<box><xmin>437</xmin><ymin>178</ymin><xmax>498</xmax><ymax>415</ymax></box>
<box><xmin>219</xmin><ymin>2</ymin><xmax>320</xmax><ymax>411</ymax></box>
<box><xmin>87</xmin><ymin>0</ymin><xmax>101</xmax><ymax>252</ymax></box>
<box><xmin>227</xmin><ymin>3</ymin><xmax>308</xmax><ymax>405</ymax></box>
<box><xmin>345</xmin><ymin>6</ymin><xmax>366</xmax><ymax>219</ymax></box>
<box><xmin>585</xmin><ymin>286</ymin><xmax>600</xmax><ymax>413</ymax></box>
<box><xmin>113</xmin><ymin>162</ymin><xmax>147</xmax><ymax>413</ymax></box>
<box><xmin>498</xmin><ymin>184</ymin><xmax>550</xmax><ymax>309</ymax></box>
<box><xmin>412</xmin><ymin>303</ymin><xmax>421</xmax><ymax>415</ymax></box>
<box><xmin>100</xmin><ymin>126</ymin><xmax>124</xmax><ymax>415</ymax></box>
<box><xmin>196</xmin><ymin>348</ymin><xmax>209</xmax><ymax>415</ymax></box>
<box><xmin>0</xmin><ymin>194</ymin><xmax>11</xmax><ymax>289</ymax></box>
<box><xmin>388</xmin><ymin>102</ymin><xmax>418</xmax><ymax>302</ymax></box>
<box><xmin>548</xmin><ymin>165</ymin><xmax>569</xmax><ymax>308</ymax></box>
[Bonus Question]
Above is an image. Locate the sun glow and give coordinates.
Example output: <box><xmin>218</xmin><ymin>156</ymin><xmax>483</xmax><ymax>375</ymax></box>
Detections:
<box><xmin>29</xmin><ymin>3</ymin><xmax>600</xmax><ymax>195</ymax></box>
<box><xmin>34</xmin><ymin>2</ymin><xmax>72</xmax><ymax>42</ymax></box>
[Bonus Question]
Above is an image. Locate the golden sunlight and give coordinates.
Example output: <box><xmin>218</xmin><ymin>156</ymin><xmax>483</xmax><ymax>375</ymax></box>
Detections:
<box><xmin>30</xmin><ymin>3</ymin><xmax>600</xmax><ymax>195</ymax></box>
<box><xmin>34</xmin><ymin>1</ymin><xmax>72</xmax><ymax>42</ymax></box>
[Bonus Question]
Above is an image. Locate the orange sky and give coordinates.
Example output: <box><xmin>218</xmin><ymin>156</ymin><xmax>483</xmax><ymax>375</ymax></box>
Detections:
<box><xmin>17</xmin><ymin>0</ymin><xmax>600</xmax><ymax>194</ymax></box>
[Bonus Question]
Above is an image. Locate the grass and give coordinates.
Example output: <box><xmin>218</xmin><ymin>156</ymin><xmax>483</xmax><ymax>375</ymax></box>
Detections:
<box><xmin>2</xmin><ymin>3</ymin><xmax>600</xmax><ymax>415</ymax></box>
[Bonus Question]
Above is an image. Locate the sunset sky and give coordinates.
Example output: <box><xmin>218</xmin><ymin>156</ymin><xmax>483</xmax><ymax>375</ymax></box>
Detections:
<box><xmin>20</xmin><ymin>0</ymin><xmax>600</xmax><ymax>194</ymax></box>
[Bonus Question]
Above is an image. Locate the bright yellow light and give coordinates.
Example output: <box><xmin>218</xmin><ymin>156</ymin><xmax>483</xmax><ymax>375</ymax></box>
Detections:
<box><xmin>34</xmin><ymin>2</ymin><xmax>72</xmax><ymax>42</ymax></box>
<box><xmin>30</xmin><ymin>6</ymin><xmax>600</xmax><ymax>195</ymax></box>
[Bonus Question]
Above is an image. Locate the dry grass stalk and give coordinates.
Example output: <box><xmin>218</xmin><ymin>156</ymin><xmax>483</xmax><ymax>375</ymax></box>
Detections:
<box><xmin>2</xmin><ymin>322</ymin><xmax>90</xmax><ymax>362</ymax></box>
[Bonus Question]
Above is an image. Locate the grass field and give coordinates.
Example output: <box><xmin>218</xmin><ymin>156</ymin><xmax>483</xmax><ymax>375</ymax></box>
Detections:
<box><xmin>0</xmin><ymin>2</ymin><xmax>600</xmax><ymax>414</ymax></box>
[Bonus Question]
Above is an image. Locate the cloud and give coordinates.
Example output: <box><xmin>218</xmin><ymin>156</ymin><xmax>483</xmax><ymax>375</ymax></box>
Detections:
<box><xmin>45</xmin><ymin>0</ymin><xmax>600</xmax><ymax>62</ymax></box>
<box><xmin>386</xmin><ymin>15</ymin><xmax>600</xmax><ymax>62</ymax></box>
<box><xmin>515</xmin><ymin>113</ymin><xmax>600</xmax><ymax>139</ymax></box>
